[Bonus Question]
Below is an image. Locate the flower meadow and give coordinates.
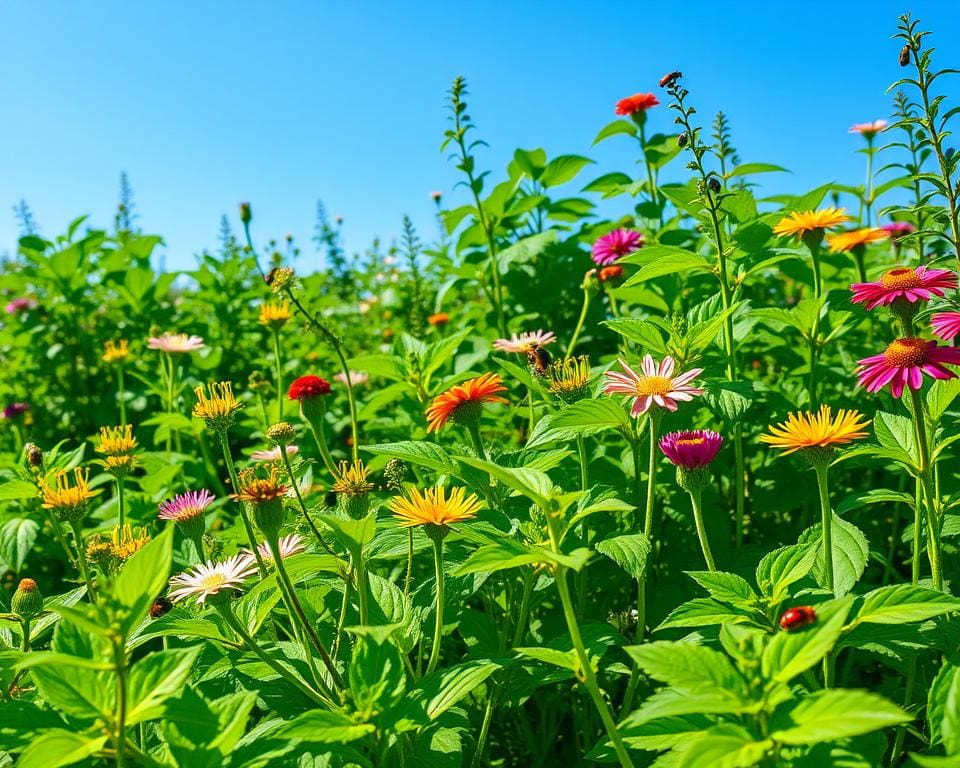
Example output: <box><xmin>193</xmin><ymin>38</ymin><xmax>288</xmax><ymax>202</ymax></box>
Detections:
<box><xmin>4</xmin><ymin>14</ymin><xmax>960</xmax><ymax>768</ymax></box>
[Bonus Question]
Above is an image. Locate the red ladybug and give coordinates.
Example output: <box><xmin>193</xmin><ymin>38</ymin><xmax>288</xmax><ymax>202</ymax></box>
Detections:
<box><xmin>779</xmin><ymin>606</ymin><xmax>817</xmax><ymax>632</ymax></box>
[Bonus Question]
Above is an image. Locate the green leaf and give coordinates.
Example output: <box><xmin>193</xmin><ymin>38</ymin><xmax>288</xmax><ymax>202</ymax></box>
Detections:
<box><xmin>625</xmin><ymin>641</ymin><xmax>742</xmax><ymax>691</ymax></box>
<box><xmin>349</xmin><ymin>635</ymin><xmax>406</xmax><ymax>719</ymax></box>
<box><xmin>853</xmin><ymin>584</ymin><xmax>960</xmax><ymax>625</ymax></box>
<box><xmin>418</xmin><ymin>660</ymin><xmax>500</xmax><ymax>719</ymax></box>
<box><xmin>728</xmin><ymin>162</ymin><xmax>788</xmax><ymax>178</ymax></box>
<box><xmin>755</xmin><ymin>543</ymin><xmax>818</xmax><ymax>604</ymax></box>
<box><xmin>363</xmin><ymin>441</ymin><xmax>459</xmax><ymax>475</ymax></box>
<box><xmin>616</xmin><ymin>713</ymin><xmax>713</xmax><ymax>753</ymax></box>
<box><xmin>675</xmin><ymin>724</ymin><xmax>772</xmax><ymax>768</ymax></box>
<box><xmin>769</xmin><ymin>689</ymin><xmax>910</xmax><ymax>744</ymax></box>
<box><xmin>603</xmin><ymin>319</ymin><xmax>668</xmax><ymax>353</ymax></box>
<box><xmin>112</xmin><ymin>526</ymin><xmax>174</xmax><ymax>630</ymax></box>
<box><xmin>455</xmin><ymin>456</ymin><xmax>552</xmax><ymax>509</ymax></box>
<box><xmin>622</xmin><ymin>250</ymin><xmax>711</xmax><ymax>285</ymax></box>
<box><xmin>798</xmin><ymin>514</ymin><xmax>869</xmax><ymax>597</ymax></box>
<box><xmin>927</xmin><ymin>378</ymin><xmax>960</xmax><ymax>423</ymax></box>
<box><xmin>873</xmin><ymin>411</ymin><xmax>919</xmax><ymax>467</ymax></box>
<box><xmin>928</xmin><ymin>658</ymin><xmax>960</xmax><ymax>752</ymax></box>
<box><xmin>0</xmin><ymin>478</ymin><xmax>40</xmax><ymax>501</ymax></box>
<box><xmin>592</xmin><ymin>119</ymin><xmax>637</xmax><ymax>145</ymax></box>
<box><xmin>686</xmin><ymin>571</ymin><xmax>759</xmax><ymax>607</ymax></box>
<box><xmin>539</xmin><ymin>154</ymin><xmax>594</xmax><ymax>187</ymax></box>
<box><xmin>453</xmin><ymin>539</ymin><xmax>540</xmax><ymax>576</ymax></box>
<box><xmin>514</xmin><ymin>646</ymin><xmax>578</xmax><ymax>671</ymax></box>
<box><xmin>497</xmin><ymin>231</ymin><xmax>558</xmax><ymax>270</ymax></box>
<box><xmin>126</xmin><ymin>646</ymin><xmax>202</xmax><ymax>724</ymax></box>
<box><xmin>0</xmin><ymin>517</ymin><xmax>38</xmax><ymax>571</ymax></box>
<box><xmin>29</xmin><ymin>664</ymin><xmax>114</xmax><ymax>720</ymax></box>
<box><xmin>596</xmin><ymin>534</ymin><xmax>650</xmax><ymax>580</ymax></box>
<box><xmin>278</xmin><ymin>710</ymin><xmax>376</xmax><ymax>744</ymax></box>
<box><xmin>319</xmin><ymin>510</ymin><xmax>377</xmax><ymax>558</ymax></box>
<box><xmin>15</xmin><ymin>730</ymin><xmax>107</xmax><ymax>768</ymax></box>
<box><xmin>762</xmin><ymin>597</ymin><xmax>852</xmax><ymax>683</ymax></box>
<box><xmin>550</xmin><ymin>398</ymin><xmax>630</xmax><ymax>432</ymax></box>
<box><xmin>657</xmin><ymin>598</ymin><xmax>763</xmax><ymax>631</ymax></box>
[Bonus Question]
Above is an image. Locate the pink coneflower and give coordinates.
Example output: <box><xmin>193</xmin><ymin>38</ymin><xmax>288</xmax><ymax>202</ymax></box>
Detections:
<box><xmin>932</xmin><ymin>312</ymin><xmax>960</xmax><ymax>340</ymax></box>
<box><xmin>158</xmin><ymin>489</ymin><xmax>215</xmax><ymax>522</ymax></box>
<box><xmin>850</xmin><ymin>266</ymin><xmax>958</xmax><ymax>310</ymax></box>
<box><xmin>148</xmin><ymin>333</ymin><xmax>205</xmax><ymax>353</ymax></box>
<box><xmin>2</xmin><ymin>403</ymin><xmax>30</xmax><ymax>419</ymax></box>
<box><xmin>857</xmin><ymin>337</ymin><xmax>960</xmax><ymax>397</ymax></box>
<box><xmin>5</xmin><ymin>298</ymin><xmax>36</xmax><ymax>315</ymax></box>
<box><xmin>334</xmin><ymin>370</ymin><xmax>369</xmax><ymax>387</ymax></box>
<box><xmin>603</xmin><ymin>356</ymin><xmax>704</xmax><ymax>417</ymax></box>
<box><xmin>881</xmin><ymin>222</ymin><xmax>915</xmax><ymax>239</ymax></box>
<box><xmin>592</xmin><ymin>229</ymin><xmax>643</xmax><ymax>266</ymax></box>
<box><xmin>254</xmin><ymin>533</ymin><xmax>307</xmax><ymax>562</ymax></box>
<box><xmin>250</xmin><ymin>445</ymin><xmax>299</xmax><ymax>462</ymax></box>
<box><xmin>493</xmin><ymin>330</ymin><xmax>557</xmax><ymax>354</ymax></box>
<box><xmin>660</xmin><ymin>430</ymin><xmax>723</xmax><ymax>469</ymax></box>
<box><xmin>849</xmin><ymin>120</ymin><xmax>888</xmax><ymax>139</ymax></box>
<box><xmin>168</xmin><ymin>554</ymin><xmax>258</xmax><ymax>604</ymax></box>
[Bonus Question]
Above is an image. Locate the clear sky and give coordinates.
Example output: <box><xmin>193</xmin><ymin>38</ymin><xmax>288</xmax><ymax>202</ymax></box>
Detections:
<box><xmin>2</xmin><ymin>1</ymin><xmax>959</xmax><ymax>270</ymax></box>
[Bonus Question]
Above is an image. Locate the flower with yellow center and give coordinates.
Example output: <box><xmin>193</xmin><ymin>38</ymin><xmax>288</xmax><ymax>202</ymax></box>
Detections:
<box><xmin>548</xmin><ymin>356</ymin><xmax>593</xmax><ymax>403</ymax></box>
<box><xmin>772</xmin><ymin>208</ymin><xmax>853</xmax><ymax>239</ymax></box>
<box><xmin>102</xmin><ymin>339</ymin><xmax>131</xmax><ymax>364</ymax></box>
<box><xmin>332</xmin><ymin>460</ymin><xmax>374</xmax><ymax>497</ymax></box>
<box><xmin>826</xmin><ymin>228</ymin><xmax>888</xmax><ymax>253</ymax></box>
<box><xmin>389</xmin><ymin>485</ymin><xmax>482</xmax><ymax>529</ymax></box>
<box><xmin>193</xmin><ymin>381</ymin><xmax>244</xmax><ymax>432</ymax></box>
<box><xmin>760</xmin><ymin>405</ymin><xmax>870</xmax><ymax>457</ymax></box>
<box><xmin>234</xmin><ymin>467</ymin><xmax>289</xmax><ymax>537</ymax></box>
<box><xmin>258</xmin><ymin>300</ymin><xmax>292</xmax><ymax>329</ymax></box>
<box><xmin>111</xmin><ymin>525</ymin><xmax>151</xmax><ymax>560</ymax></box>
<box><xmin>96</xmin><ymin>425</ymin><xmax>138</xmax><ymax>456</ymax></box>
<box><xmin>41</xmin><ymin>467</ymin><xmax>99</xmax><ymax>522</ymax></box>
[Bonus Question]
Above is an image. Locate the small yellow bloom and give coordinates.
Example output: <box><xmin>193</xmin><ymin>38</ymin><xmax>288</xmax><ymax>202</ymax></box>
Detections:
<box><xmin>258</xmin><ymin>300</ymin><xmax>292</xmax><ymax>329</ymax></box>
<box><xmin>332</xmin><ymin>460</ymin><xmax>374</xmax><ymax>497</ymax></box>
<box><xmin>103</xmin><ymin>340</ymin><xmax>131</xmax><ymax>364</ymax></box>
<box><xmin>772</xmin><ymin>208</ymin><xmax>853</xmax><ymax>239</ymax></box>
<box><xmin>233</xmin><ymin>467</ymin><xmax>288</xmax><ymax>505</ymax></box>
<box><xmin>41</xmin><ymin>468</ymin><xmax>98</xmax><ymax>522</ymax></box>
<box><xmin>547</xmin><ymin>356</ymin><xmax>593</xmax><ymax>403</ymax></box>
<box><xmin>96</xmin><ymin>425</ymin><xmax>138</xmax><ymax>457</ymax></box>
<box><xmin>825</xmin><ymin>228</ymin><xmax>889</xmax><ymax>253</ymax></box>
<box><xmin>193</xmin><ymin>382</ymin><xmax>244</xmax><ymax>431</ymax></box>
<box><xmin>389</xmin><ymin>485</ymin><xmax>482</xmax><ymax>528</ymax></box>
<box><xmin>760</xmin><ymin>405</ymin><xmax>871</xmax><ymax>456</ymax></box>
<box><xmin>111</xmin><ymin>525</ymin><xmax>151</xmax><ymax>560</ymax></box>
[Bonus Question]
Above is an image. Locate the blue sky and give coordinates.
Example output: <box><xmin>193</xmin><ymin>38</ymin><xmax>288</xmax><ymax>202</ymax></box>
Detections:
<box><xmin>2</xmin><ymin>1</ymin><xmax>958</xmax><ymax>270</ymax></box>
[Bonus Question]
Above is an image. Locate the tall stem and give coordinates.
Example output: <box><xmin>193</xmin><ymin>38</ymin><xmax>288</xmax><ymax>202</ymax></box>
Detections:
<box><xmin>814</xmin><ymin>463</ymin><xmax>834</xmax><ymax>593</ymax></box>
<box><xmin>467</xmin><ymin>421</ymin><xmax>488</xmax><ymax>461</ymax></box>
<box><xmin>908</xmin><ymin>387</ymin><xmax>942</xmax><ymax>590</ymax></box>
<box><xmin>271</xmin><ymin>328</ymin><xmax>284</xmax><ymax>424</ymax></box>
<box><xmin>116</xmin><ymin>477</ymin><xmax>125</xmax><ymax>529</ymax></box>
<box><xmin>217</xmin><ymin>431</ymin><xmax>267</xmax><ymax>575</ymax></box>
<box><xmin>114</xmin><ymin>641</ymin><xmax>127</xmax><ymax>768</ymax></box>
<box><xmin>279</xmin><ymin>448</ymin><xmax>332</xmax><ymax>554</ymax></box>
<box><xmin>69</xmin><ymin>520</ymin><xmax>97</xmax><ymax>604</ymax></box>
<box><xmin>565</xmin><ymin>287</ymin><xmax>592</xmax><ymax>361</ymax></box>
<box><xmin>689</xmin><ymin>488</ymin><xmax>716</xmax><ymax>571</ymax></box>
<box><xmin>644</xmin><ymin>412</ymin><xmax>661</xmax><ymax>536</ymax></box>
<box><xmin>117</xmin><ymin>366</ymin><xmax>126</xmax><ymax>427</ymax></box>
<box><xmin>426</xmin><ymin>534</ymin><xmax>446</xmax><ymax>675</ymax></box>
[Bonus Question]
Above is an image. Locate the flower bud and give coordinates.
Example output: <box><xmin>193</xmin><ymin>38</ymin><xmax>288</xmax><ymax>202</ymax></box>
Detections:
<box><xmin>266</xmin><ymin>421</ymin><xmax>297</xmax><ymax>447</ymax></box>
<box><xmin>384</xmin><ymin>458</ymin><xmax>408</xmax><ymax>492</ymax></box>
<box><xmin>239</xmin><ymin>202</ymin><xmax>252</xmax><ymax>224</ymax></box>
<box><xmin>11</xmin><ymin>578</ymin><xmax>44</xmax><ymax>620</ymax></box>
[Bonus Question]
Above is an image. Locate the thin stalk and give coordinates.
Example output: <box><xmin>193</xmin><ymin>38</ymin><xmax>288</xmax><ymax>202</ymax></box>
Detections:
<box><xmin>689</xmin><ymin>488</ymin><xmax>716</xmax><ymax>571</ymax></box>
<box><xmin>217</xmin><ymin>431</ymin><xmax>267</xmax><ymax>575</ymax></box>
<box><xmin>279</xmin><ymin>448</ymin><xmax>333</xmax><ymax>554</ymax></box>
<box><xmin>404</xmin><ymin>529</ymin><xmax>414</xmax><ymax>600</ymax></box>
<box><xmin>471</xmin><ymin>689</ymin><xmax>497</xmax><ymax>768</ymax></box>
<box><xmin>114</xmin><ymin>642</ymin><xmax>127</xmax><ymax>768</ymax></box>
<box><xmin>116</xmin><ymin>477</ymin><xmax>125</xmax><ymax>529</ymax></box>
<box><xmin>305</xmin><ymin>408</ymin><xmax>339</xmax><ymax>478</ymax></box>
<box><xmin>356</xmin><ymin>555</ymin><xmax>370</xmax><ymax>626</ymax></box>
<box><xmin>271</xmin><ymin>328</ymin><xmax>284</xmax><ymax>424</ymax></box>
<box><xmin>70</xmin><ymin>520</ymin><xmax>97</xmax><ymax>604</ymax></box>
<box><xmin>512</xmin><ymin>569</ymin><xmax>535</xmax><ymax>648</ymax></box>
<box><xmin>426</xmin><ymin>534</ymin><xmax>446</xmax><ymax>675</ymax></box>
<box><xmin>467</xmin><ymin>421</ymin><xmax>488</xmax><ymax>461</ymax></box>
<box><xmin>814</xmin><ymin>463</ymin><xmax>835</xmax><ymax>593</ymax></box>
<box><xmin>863</xmin><ymin>140</ymin><xmax>875</xmax><ymax>227</ymax></box>
<box><xmin>565</xmin><ymin>287</ymin><xmax>592</xmax><ymax>361</ymax></box>
<box><xmin>908</xmin><ymin>387</ymin><xmax>942</xmax><ymax>590</ymax></box>
<box><xmin>332</xmin><ymin>572</ymin><xmax>351</xmax><ymax>660</ymax></box>
<box><xmin>912</xmin><ymin>479</ymin><xmax>922</xmax><ymax>584</ymax></box>
<box><xmin>637</xmin><ymin>118</ymin><xmax>660</xmax><ymax>221</ymax></box>
<box><xmin>644</xmin><ymin>412</ymin><xmax>662</xmax><ymax>536</ymax></box>
<box><xmin>117</xmin><ymin>366</ymin><xmax>126</xmax><ymax>427</ymax></box>
<box><xmin>527</xmin><ymin>388</ymin><xmax>536</xmax><ymax>437</ymax></box>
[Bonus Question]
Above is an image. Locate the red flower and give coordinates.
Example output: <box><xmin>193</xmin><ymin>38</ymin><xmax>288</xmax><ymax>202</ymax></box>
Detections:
<box><xmin>615</xmin><ymin>93</ymin><xmax>659</xmax><ymax>116</ymax></box>
<box><xmin>288</xmin><ymin>375</ymin><xmax>331</xmax><ymax>401</ymax></box>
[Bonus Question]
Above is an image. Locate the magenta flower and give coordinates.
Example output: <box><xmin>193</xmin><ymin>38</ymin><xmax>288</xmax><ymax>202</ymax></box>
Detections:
<box><xmin>660</xmin><ymin>430</ymin><xmax>723</xmax><ymax>469</ymax></box>
<box><xmin>5</xmin><ymin>298</ymin><xmax>36</xmax><ymax>315</ymax></box>
<box><xmin>857</xmin><ymin>337</ymin><xmax>960</xmax><ymax>397</ymax></box>
<box><xmin>603</xmin><ymin>356</ymin><xmax>704</xmax><ymax>417</ymax></box>
<box><xmin>158</xmin><ymin>489</ymin><xmax>215</xmax><ymax>523</ymax></box>
<box><xmin>2</xmin><ymin>403</ymin><xmax>30</xmax><ymax>419</ymax></box>
<box><xmin>880</xmin><ymin>222</ymin><xmax>915</xmax><ymax>239</ymax></box>
<box><xmin>493</xmin><ymin>329</ymin><xmax>557</xmax><ymax>354</ymax></box>
<box><xmin>147</xmin><ymin>333</ymin><xmax>205</xmax><ymax>353</ymax></box>
<box><xmin>850</xmin><ymin>266</ymin><xmax>958</xmax><ymax>310</ymax></box>
<box><xmin>932</xmin><ymin>312</ymin><xmax>960</xmax><ymax>341</ymax></box>
<box><xmin>591</xmin><ymin>229</ymin><xmax>643</xmax><ymax>266</ymax></box>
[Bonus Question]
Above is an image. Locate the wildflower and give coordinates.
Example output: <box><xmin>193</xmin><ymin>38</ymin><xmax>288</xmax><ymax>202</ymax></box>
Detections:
<box><xmin>250</xmin><ymin>444</ymin><xmax>299</xmax><ymax>462</ymax></box>
<box><xmin>111</xmin><ymin>525</ymin><xmax>151</xmax><ymax>561</ymax></box>
<box><xmin>334</xmin><ymin>370</ymin><xmax>369</xmax><ymax>387</ymax></box>
<box><xmin>233</xmin><ymin>467</ymin><xmax>288</xmax><ymax>537</ymax></box>
<box><xmin>266</xmin><ymin>421</ymin><xmax>297</xmax><ymax>446</ymax></box>
<box><xmin>760</xmin><ymin>406</ymin><xmax>871</xmax><ymax>457</ymax></box>
<box><xmin>603</xmin><ymin>356</ymin><xmax>704</xmax><ymax>417</ymax></box>
<box><xmin>332</xmin><ymin>459</ymin><xmax>374</xmax><ymax>497</ymax></box>
<box><xmin>95</xmin><ymin>425</ymin><xmax>139</xmax><ymax>477</ymax></box>
<box><xmin>193</xmin><ymin>381</ymin><xmax>244</xmax><ymax>432</ymax></box>
<box><xmin>932</xmin><ymin>312</ymin><xmax>960</xmax><ymax>340</ymax></box>
<box><xmin>266</xmin><ymin>266</ymin><xmax>295</xmax><ymax>292</ymax></box>
<box><xmin>615</xmin><ymin>92</ymin><xmax>659</xmax><ymax>116</ymax></box>
<box><xmin>431</xmin><ymin>190</ymin><xmax>443</xmax><ymax>202</ymax></box>
<box><xmin>826</xmin><ymin>228</ymin><xmax>889</xmax><ymax>253</ymax></box>
<box><xmin>159</xmin><ymin>489</ymin><xmax>214</xmax><ymax>543</ymax></box>
<box><xmin>592</xmin><ymin>229</ymin><xmax>643</xmax><ymax>266</ymax></box>
<box><xmin>41</xmin><ymin>468</ymin><xmax>98</xmax><ymax>522</ymax></box>
<box><xmin>493</xmin><ymin>330</ymin><xmax>557</xmax><ymax>354</ymax></box>
<box><xmin>168</xmin><ymin>555</ymin><xmax>258</xmax><ymax>605</ymax></box>
<box><xmin>148</xmin><ymin>333</ymin><xmax>205</xmax><ymax>353</ymax></box>
<box><xmin>659</xmin><ymin>430</ymin><xmax>723</xmax><ymax>470</ymax></box>
<box><xmin>428</xmin><ymin>312</ymin><xmax>450</xmax><ymax>327</ymax></box>
<box><xmin>659</xmin><ymin>71</ymin><xmax>682</xmax><ymax>88</ymax></box>
<box><xmin>849</xmin><ymin>120</ymin><xmax>888</xmax><ymax>139</ymax></box>
<box><xmin>258</xmin><ymin>300</ymin><xmax>292</xmax><ymax>329</ymax></box>
<box><xmin>425</xmin><ymin>373</ymin><xmax>508</xmax><ymax>432</ymax></box>
<box><xmin>239</xmin><ymin>202</ymin><xmax>252</xmax><ymax>224</ymax></box>
<box><xmin>102</xmin><ymin>339</ymin><xmax>131</xmax><ymax>364</ymax></box>
<box><xmin>772</xmin><ymin>208</ymin><xmax>853</xmax><ymax>239</ymax></box>
<box><xmin>547</xmin><ymin>356</ymin><xmax>593</xmax><ymax>403</ymax></box>
<box><xmin>2</xmin><ymin>403</ymin><xmax>30</xmax><ymax>420</ymax></box>
<box><xmin>11</xmin><ymin>578</ymin><xmax>43</xmax><ymax>620</ymax></box>
<box><xmin>255</xmin><ymin>533</ymin><xmax>307</xmax><ymax>562</ymax></box>
<box><xmin>857</xmin><ymin>338</ymin><xmax>960</xmax><ymax>398</ymax></box>
<box><xmin>881</xmin><ymin>221</ymin><xmax>915</xmax><ymax>239</ymax></box>
<box><xmin>288</xmin><ymin>375</ymin><xmax>332</xmax><ymax>400</ymax></box>
<box><xmin>86</xmin><ymin>534</ymin><xmax>117</xmax><ymax>572</ymax></box>
<box><xmin>5</xmin><ymin>297</ymin><xmax>36</xmax><ymax>315</ymax></box>
<box><xmin>389</xmin><ymin>485</ymin><xmax>482</xmax><ymax>529</ymax></box>
<box><xmin>598</xmin><ymin>265</ymin><xmax>623</xmax><ymax>283</ymax></box>
<box><xmin>850</xmin><ymin>265</ymin><xmax>957</xmax><ymax>310</ymax></box>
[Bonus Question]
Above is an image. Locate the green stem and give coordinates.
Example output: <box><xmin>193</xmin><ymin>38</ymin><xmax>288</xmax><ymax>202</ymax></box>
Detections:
<box><xmin>280</xmin><ymin>448</ymin><xmax>333</xmax><ymax>554</ymax></box>
<box><xmin>467</xmin><ymin>421</ymin><xmax>488</xmax><ymax>461</ymax></box>
<box><xmin>864</xmin><ymin>141</ymin><xmax>875</xmax><ymax>227</ymax></box>
<box><xmin>644</xmin><ymin>412</ymin><xmax>662</xmax><ymax>537</ymax></box>
<box><xmin>426</xmin><ymin>534</ymin><xmax>446</xmax><ymax>675</ymax></box>
<box><xmin>565</xmin><ymin>287</ymin><xmax>592</xmax><ymax>361</ymax></box>
<box><xmin>114</xmin><ymin>642</ymin><xmax>127</xmax><ymax>768</ymax></box>
<box><xmin>512</xmin><ymin>569</ymin><xmax>535</xmax><ymax>648</ymax></box>
<box><xmin>116</xmin><ymin>477</ymin><xmax>125</xmax><ymax>530</ymax></box>
<box><xmin>305</xmin><ymin>407</ymin><xmax>339</xmax><ymax>479</ymax></box>
<box><xmin>356</xmin><ymin>555</ymin><xmax>370</xmax><ymax>626</ymax></box>
<box><xmin>271</xmin><ymin>328</ymin><xmax>284</xmax><ymax>424</ymax></box>
<box><xmin>908</xmin><ymin>387</ymin><xmax>942</xmax><ymax>590</ymax></box>
<box><xmin>527</xmin><ymin>388</ymin><xmax>536</xmax><ymax>438</ymax></box>
<box><xmin>912</xmin><ymin>479</ymin><xmax>922</xmax><ymax>585</ymax></box>
<box><xmin>404</xmin><ymin>529</ymin><xmax>414</xmax><ymax>601</ymax></box>
<box><xmin>814</xmin><ymin>463</ymin><xmax>834</xmax><ymax>593</ymax></box>
<box><xmin>471</xmin><ymin>688</ymin><xmax>497</xmax><ymax>768</ymax></box>
<box><xmin>69</xmin><ymin>520</ymin><xmax>97</xmax><ymax>604</ymax></box>
<box><xmin>217</xmin><ymin>431</ymin><xmax>267</xmax><ymax>575</ymax></box>
<box><xmin>689</xmin><ymin>488</ymin><xmax>716</xmax><ymax>571</ymax></box>
<box><xmin>638</xmin><ymin>118</ymin><xmax>660</xmax><ymax>221</ymax></box>
<box><xmin>117</xmin><ymin>366</ymin><xmax>126</xmax><ymax>427</ymax></box>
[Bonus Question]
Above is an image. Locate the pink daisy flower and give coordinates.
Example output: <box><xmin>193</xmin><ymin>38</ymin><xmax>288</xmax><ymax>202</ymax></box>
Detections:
<box><xmin>334</xmin><ymin>370</ymin><xmax>369</xmax><ymax>387</ymax></box>
<box><xmin>849</xmin><ymin>120</ymin><xmax>888</xmax><ymax>139</ymax></box>
<box><xmin>850</xmin><ymin>266</ymin><xmax>958</xmax><ymax>310</ymax></box>
<box><xmin>591</xmin><ymin>229</ymin><xmax>643</xmax><ymax>266</ymax></box>
<box><xmin>856</xmin><ymin>337</ymin><xmax>960</xmax><ymax>398</ymax></box>
<box><xmin>158</xmin><ymin>489</ymin><xmax>215</xmax><ymax>522</ymax></box>
<box><xmin>603</xmin><ymin>356</ymin><xmax>704</xmax><ymax>417</ymax></box>
<box><xmin>250</xmin><ymin>445</ymin><xmax>299</xmax><ymax>462</ymax></box>
<box><xmin>932</xmin><ymin>312</ymin><xmax>960</xmax><ymax>340</ymax></box>
<box><xmin>253</xmin><ymin>533</ymin><xmax>308</xmax><ymax>562</ymax></box>
<box><xmin>148</xmin><ymin>332</ymin><xmax>205</xmax><ymax>353</ymax></box>
<box><xmin>493</xmin><ymin>330</ymin><xmax>557</xmax><ymax>354</ymax></box>
<box><xmin>659</xmin><ymin>430</ymin><xmax>723</xmax><ymax>469</ymax></box>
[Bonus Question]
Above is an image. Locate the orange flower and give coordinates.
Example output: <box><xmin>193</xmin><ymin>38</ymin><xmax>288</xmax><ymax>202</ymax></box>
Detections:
<box><xmin>615</xmin><ymin>93</ymin><xmax>659</xmax><ymax>116</ymax></box>
<box><xmin>425</xmin><ymin>373</ymin><xmax>508</xmax><ymax>432</ymax></box>
<box><xmin>428</xmin><ymin>312</ymin><xmax>449</xmax><ymax>327</ymax></box>
<box><xmin>826</xmin><ymin>228</ymin><xmax>889</xmax><ymax>253</ymax></box>
<box><xmin>772</xmin><ymin>208</ymin><xmax>853</xmax><ymax>238</ymax></box>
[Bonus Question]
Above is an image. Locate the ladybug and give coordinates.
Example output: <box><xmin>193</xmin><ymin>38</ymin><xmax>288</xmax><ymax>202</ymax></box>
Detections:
<box><xmin>526</xmin><ymin>344</ymin><xmax>552</xmax><ymax>377</ymax></box>
<box><xmin>779</xmin><ymin>606</ymin><xmax>817</xmax><ymax>632</ymax></box>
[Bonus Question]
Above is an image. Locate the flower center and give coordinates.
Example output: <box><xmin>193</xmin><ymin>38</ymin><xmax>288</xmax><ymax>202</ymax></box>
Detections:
<box><xmin>675</xmin><ymin>437</ymin><xmax>706</xmax><ymax>447</ymax></box>
<box><xmin>880</xmin><ymin>267</ymin><xmax>923</xmax><ymax>290</ymax></box>
<box><xmin>201</xmin><ymin>573</ymin><xmax>227</xmax><ymax>592</ymax></box>
<box><xmin>883</xmin><ymin>337</ymin><xmax>928</xmax><ymax>367</ymax></box>
<box><xmin>635</xmin><ymin>376</ymin><xmax>673</xmax><ymax>396</ymax></box>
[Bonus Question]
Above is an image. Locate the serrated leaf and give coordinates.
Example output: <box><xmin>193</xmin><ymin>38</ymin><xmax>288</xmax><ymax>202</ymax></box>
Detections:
<box><xmin>853</xmin><ymin>584</ymin><xmax>960</xmax><ymax>625</ymax></box>
<box><xmin>769</xmin><ymin>689</ymin><xmax>910</xmax><ymax>744</ymax></box>
<box><xmin>762</xmin><ymin>597</ymin><xmax>852</xmax><ymax>683</ymax></box>
<box><xmin>625</xmin><ymin>640</ymin><xmax>743</xmax><ymax>691</ymax></box>
<box><xmin>798</xmin><ymin>514</ymin><xmax>869</xmax><ymax>597</ymax></box>
<box><xmin>596</xmin><ymin>533</ymin><xmax>650</xmax><ymax>580</ymax></box>
<box><xmin>363</xmin><ymin>441</ymin><xmax>459</xmax><ymax>474</ymax></box>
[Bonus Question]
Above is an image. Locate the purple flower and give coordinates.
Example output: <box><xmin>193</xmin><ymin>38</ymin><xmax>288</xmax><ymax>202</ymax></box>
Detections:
<box><xmin>2</xmin><ymin>403</ymin><xmax>30</xmax><ymax>420</ymax></box>
<box><xmin>158</xmin><ymin>489</ymin><xmax>215</xmax><ymax>522</ymax></box>
<box><xmin>659</xmin><ymin>430</ymin><xmax>723</xmax><ymax>469</ymax></box>
<box><xmin>591</xmin><ymin>229</ymin><xmax>643</xmax><ymax>266</ymax></box>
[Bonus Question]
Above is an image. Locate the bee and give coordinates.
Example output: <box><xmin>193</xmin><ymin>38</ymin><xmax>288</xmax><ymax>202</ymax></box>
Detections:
<box><xmin>149</xmin><ymin>596</ymin><xmax>173</xmax><ymax>619</ymax></box>
<box><xmin>264</xmin><ymin>267</ymin><xmax>279</xmax><ymax>285</ymax></box>
<box><xmin>778</xmin><ymin>605</ymin><xmax>817</xmax><ymax>632</ymax></box>
<box><xmin>526</xmin><ymin>344</ymin><xmax>552</xmax><ymax>377</ymax></box>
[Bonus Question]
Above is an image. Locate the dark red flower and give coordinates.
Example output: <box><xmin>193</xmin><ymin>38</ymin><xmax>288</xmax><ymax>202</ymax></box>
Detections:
<box><xmin>288</xmin><ymin>375</ymin><xmax>332</xmax><ymax>401</ymax></box>
<box><xmin>615</xmin><ymin>93</ymin><xmax>659</xmax><ymax>116</ymax></box>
